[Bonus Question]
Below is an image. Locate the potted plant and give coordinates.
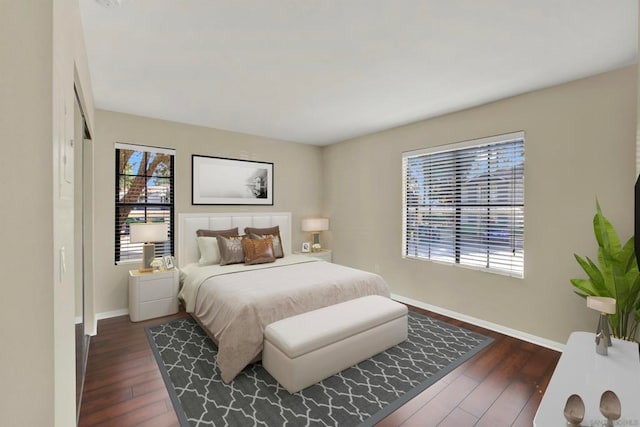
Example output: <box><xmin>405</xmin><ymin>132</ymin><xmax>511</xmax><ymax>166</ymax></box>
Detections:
<box><xmin>570</xmin><ymin>201</ymin><xmax>640</xmax><ymax>341</ymax></box>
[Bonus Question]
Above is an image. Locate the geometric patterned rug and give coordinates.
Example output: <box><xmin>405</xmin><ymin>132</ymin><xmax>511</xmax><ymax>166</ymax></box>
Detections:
<box><xmin>146</xmin><ymin>311</ymin><xmax>493</xmax><ymax>427</ymax></box>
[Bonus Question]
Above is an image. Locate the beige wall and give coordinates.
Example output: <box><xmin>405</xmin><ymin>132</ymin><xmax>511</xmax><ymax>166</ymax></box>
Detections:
<box><xmin>323</xmin><ymin>66</ymin><xmax>637</xmax><ymax>345</ymax></box>
<box><xmin>0</xmin><ymin>1</ymin><xmax>94</xmax><ymax>426</ymax></box>
<box><xmin>92</xmin><ymin>110</ymin><xmax>324</xmax><ymax>314</ymax></box>
<box><xmin>0</xmin><ymin>3</ymin><xmax>54</xmax><ymax>426</ymax></box>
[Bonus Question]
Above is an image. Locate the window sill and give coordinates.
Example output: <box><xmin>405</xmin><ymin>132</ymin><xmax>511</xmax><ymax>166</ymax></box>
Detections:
<box><xmin>402</xmin><ymin>254</ymin><xmax>524</xmax><ymax>279</ymax></box>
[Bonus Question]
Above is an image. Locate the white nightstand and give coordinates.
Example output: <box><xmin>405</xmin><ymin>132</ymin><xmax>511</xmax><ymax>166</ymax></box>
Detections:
<box><xmin>295</xmin><ymin>249</ymin><xmax>332</xmax><ymax>262</ymax></box>
<box><xmin>128</xmin><ymin>269</ymin><xmax>179</xmax><ymax>322</ymax></box>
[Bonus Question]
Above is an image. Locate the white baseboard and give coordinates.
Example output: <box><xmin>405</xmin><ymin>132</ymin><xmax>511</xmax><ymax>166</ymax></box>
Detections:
<box><xmin>391</xmin><ymin>293</ymin><xmax>565</xmax><ymax>352</ymax></box>
<box><xmin>75</xmin><ymin>316</ymin><xmax>98</xmax><ymax>336</ymax></box>
<box><xmin>96</xmin><ymin>308</ymin><xmax>129</xmax><ymax>321</ymax></box>
<box><xmin>88</xmin><ymin>319</ymin><xmax>97</xmax><ymax>337</ymax></box>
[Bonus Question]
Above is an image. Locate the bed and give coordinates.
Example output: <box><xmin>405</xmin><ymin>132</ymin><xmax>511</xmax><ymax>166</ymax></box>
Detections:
<box><xmin>177</xmin><ymin>212</ymin><xmax>391</xmax><ymax>383</ymax></box>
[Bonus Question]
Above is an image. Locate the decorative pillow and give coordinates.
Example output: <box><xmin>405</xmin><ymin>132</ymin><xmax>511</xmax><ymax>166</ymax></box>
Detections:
<box><xmin>241</xmin><ymin>237</ymin><xmax>276</xmax><ymax>265</ymax></box>
<box><xmin>195</xmin><ymin>228</ymin><xmax>238</xmax><ymax>265</ymax></box>
<box><xmin>248</xmin><ymin>233</ymin><xmax>283</xmax><ymax>258</ymax></box>
<box><xmin>216</xmin><ymin>235</ymin><xmax>246</xmax><ymax>266</ymax></box>
<box><xmin>196</xmin><ymin>236</ymin><xmax>222</xmax><ymax>266</ymax></box>
<box><xmin>196</xmin><ymin>227</ymin><xmax>238</xmax><ymax>238</ymax></box>
<box><xmin>245</xmin><ymin>226</ymin><xmax>284</xmax><ymax>258</ymax></box>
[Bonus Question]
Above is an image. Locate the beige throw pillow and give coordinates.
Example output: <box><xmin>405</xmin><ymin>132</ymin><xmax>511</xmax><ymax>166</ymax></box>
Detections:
<box><xmin>195</xmin><ymin>228</ymin><xmax>239</xmax><ymax>265</ymax></box>
<box><xmin>196</xmin><ymin>236</ymin><xmax>221</xmax><ymax>266</ymax></box>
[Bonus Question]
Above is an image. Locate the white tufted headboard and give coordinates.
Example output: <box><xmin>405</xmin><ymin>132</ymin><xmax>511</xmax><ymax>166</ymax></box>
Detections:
<box><xmin>177</xmin><ymin>212</ymin><xmax>292</xmax><ymax>267</ymax></box>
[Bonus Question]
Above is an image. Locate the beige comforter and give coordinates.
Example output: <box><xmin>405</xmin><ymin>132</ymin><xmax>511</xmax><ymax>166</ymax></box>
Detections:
<box><xmin>179</xmin><ymin>255</ymin><xmax>390</xmax><ymax>383</ymax></box>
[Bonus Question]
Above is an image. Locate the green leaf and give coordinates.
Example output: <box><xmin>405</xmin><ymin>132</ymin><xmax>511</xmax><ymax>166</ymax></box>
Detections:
<box><xmin>610</xmin><ymin>241</ymin><xmax>638</xmax><ymax>315</ymax></box>
<box><xmin>610</xmin><ymin>312</ymin><xmax>622</xmax><ymax>338</ymax></box>
<box><xmin>594</xmin><ymin>200</ymin><xmax>622</xmax><ymax>256</ymax></box>
<box><xmin>573</xmin><ymin>290</ymin><xmax>588</xmax><ymax>299</ymax></box>
<box><xmin>598</xmin><ymin>247</ymin><xmax>617</xmax><ymax>297</ymax></box>
<box><xmin>626</xmin><ymin>274</ymin><xmax>640</xmax><ymax>311</ymax></box>
<box><xmin>586</xmin><ymin>256</ymin><xmax>605</xmax><ymax>280</ymax></box>
<box><xmin>620</xmin><ymin>237</ymin><xmax>636</xmax><ymax>272</ymax></box>
<box><xmin>570</xmin><ymin>278</ymin><xmax>598</xmax><ymax>297</ymax></box>
<box><xmin>574</xmin><ymin>254</ymin><xmax>609</xmax><ymax>296</ymax></box>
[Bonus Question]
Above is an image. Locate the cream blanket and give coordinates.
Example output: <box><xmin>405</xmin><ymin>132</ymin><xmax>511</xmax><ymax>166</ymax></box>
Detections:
<box><xmin>178</xmin><ymin>255</ymin><xmax>390</xmax><ymax>383</ymax></box>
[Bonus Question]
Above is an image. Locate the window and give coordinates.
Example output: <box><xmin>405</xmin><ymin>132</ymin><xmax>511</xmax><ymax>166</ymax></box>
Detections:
<box><xmin>402</xmin><ymin>132</ymin><xmax>524</xmax><ymax>277</ymax></box>
<box><xmin>115</xmin><ymin>143</ymin><xmax>175</xmax><ymax>264</ymax></box>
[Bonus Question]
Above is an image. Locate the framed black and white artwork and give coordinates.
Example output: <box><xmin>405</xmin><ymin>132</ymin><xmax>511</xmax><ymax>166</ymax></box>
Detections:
<box><xmin>192</xmin><ymin>155</ymin><xmax>274</xmax><ymax>205</ymax></box>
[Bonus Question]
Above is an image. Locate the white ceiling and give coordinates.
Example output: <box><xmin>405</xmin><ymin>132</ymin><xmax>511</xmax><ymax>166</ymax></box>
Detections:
<box><xmin>79</xmin><ymin>0</ymin><xmax>637</xmax><ymax>145</ymax></box>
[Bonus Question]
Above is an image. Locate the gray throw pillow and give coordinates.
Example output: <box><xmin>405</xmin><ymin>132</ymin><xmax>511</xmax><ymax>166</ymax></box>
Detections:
<box><xmin>216</xmin><ymin>235</ymin><xmax>245</xmax><ymax>266</ymax></box>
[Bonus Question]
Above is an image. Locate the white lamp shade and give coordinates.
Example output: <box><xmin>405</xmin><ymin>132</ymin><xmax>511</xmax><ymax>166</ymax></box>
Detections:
<box><xmin>129</xmin><ymin>222</ymin><xmax>168</xmax><ymax>243</ymax></box>
<box><xmin>587</xmin><ymin>296</ymin><xmax>616</xmax><ymax>314</ymax></box>
<box><xmin>301</xmin><ymin>218</ymin><xmax>329</xmax><ymax>232</ymax></box>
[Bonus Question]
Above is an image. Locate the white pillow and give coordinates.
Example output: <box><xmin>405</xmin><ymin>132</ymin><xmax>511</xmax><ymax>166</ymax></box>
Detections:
<box><xmin>197</xmin><ymin>236</ymin><xmax>221</xmax><ymax>265</ymax></box>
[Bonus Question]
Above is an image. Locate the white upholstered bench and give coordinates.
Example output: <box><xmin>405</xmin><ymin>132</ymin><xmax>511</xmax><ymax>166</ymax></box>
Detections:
<box><xmin>262</xmin><ymin>295</ymin><xmax>408</xmax><ymax>393</ymax></box>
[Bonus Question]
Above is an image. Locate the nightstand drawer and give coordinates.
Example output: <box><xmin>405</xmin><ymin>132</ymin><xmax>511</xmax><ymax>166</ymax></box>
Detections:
<box><xmin>139</xmin><ymin>277</ymin><xmax>175</xmax><ymax>302</ymax></box>
<box><xmin>129</xmin><ymin>269</ymin><xmax>179</xmax><ymax>322</ymax></box>
<box><xmin>139</xmin><ymin>298</ymin><xmax>178</xmax><ymax>321</ymax></box>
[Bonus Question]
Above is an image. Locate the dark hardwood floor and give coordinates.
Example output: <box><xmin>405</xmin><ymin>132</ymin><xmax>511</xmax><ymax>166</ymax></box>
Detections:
<box><xmin>79</xmin><ymin>306</ymin><xmax>560</xmax><ymax>427</ymax></box>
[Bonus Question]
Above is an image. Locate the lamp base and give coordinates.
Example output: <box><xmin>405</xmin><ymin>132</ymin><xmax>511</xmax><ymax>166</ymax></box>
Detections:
<box><xmin>310</xmin><ymin>232</ymin><xmax>321</xmax><ymax>251</ymax></box>
<box><xmin>140</xmin><ymin>243</ymin><xmax>155</xmax><ymax>273</ymax></box>
<box><xmin>595</xmin><ymin>312</ymin><xmax>612</xmax><ymax>355</ymax></box>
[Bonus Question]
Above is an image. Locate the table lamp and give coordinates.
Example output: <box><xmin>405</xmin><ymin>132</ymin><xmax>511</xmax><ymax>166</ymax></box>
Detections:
<box><xmin>587</xmin><ymin>296</ymin><xmax>616</xmax><ymax>355</ymax></box>
<box><xmin>130</xmin><ymin>222</ymin><xmax>168</xmax><ymax>273</ymax></box>
<box><xmin>301</xmin><ymin>218</ymin><xmax>329</xmax><ymax>252</ymax></box>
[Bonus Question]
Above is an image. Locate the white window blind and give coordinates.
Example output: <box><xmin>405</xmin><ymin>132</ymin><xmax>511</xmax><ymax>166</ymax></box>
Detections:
<box><xmin>402</xmin><ymin>132</ymin><xmax>525</xmax><ymax>278</ymax></box>
<box><xmin>115</xmin><ymin>143</ymin><xmax>175</xmax><ymax>264</ymax></box>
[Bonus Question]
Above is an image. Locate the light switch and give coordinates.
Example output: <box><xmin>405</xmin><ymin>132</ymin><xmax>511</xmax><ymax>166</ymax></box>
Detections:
<box><xmin>60</xmin><ymin>247</ymin><xmax>66</xmax><ymax>282</ymax></box>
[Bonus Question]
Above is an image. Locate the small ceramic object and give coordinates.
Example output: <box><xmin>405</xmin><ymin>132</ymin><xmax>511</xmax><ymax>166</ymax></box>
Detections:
<box><xmin>563</xmin><ymin>394</ymin><xmax>585</xmax><ymax>426</ymax></box>
<box><xmin>600</xmin><ymin>390</ymin><xmax>621</xmax><ymax>427</ymax></box>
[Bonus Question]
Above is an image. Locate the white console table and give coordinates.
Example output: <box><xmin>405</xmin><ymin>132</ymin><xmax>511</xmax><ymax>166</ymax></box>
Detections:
<box><xmin>534</xmin><ymin>331</ymin><xmax>640</xmax><ymax>426</ymax></box>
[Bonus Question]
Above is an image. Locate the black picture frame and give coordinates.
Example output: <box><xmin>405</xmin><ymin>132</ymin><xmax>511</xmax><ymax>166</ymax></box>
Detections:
<box><xmin>192</xmin><ymin>155</ymin><xmax>274</xmax><ymax>205</ymax></box>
